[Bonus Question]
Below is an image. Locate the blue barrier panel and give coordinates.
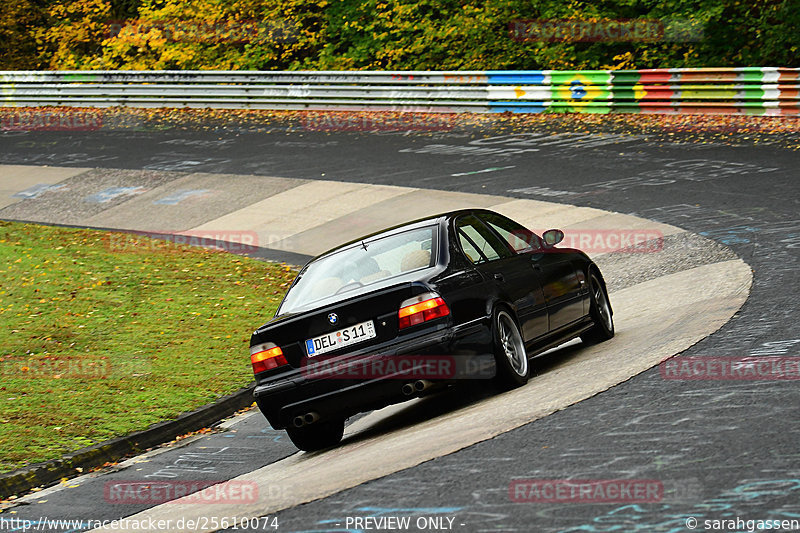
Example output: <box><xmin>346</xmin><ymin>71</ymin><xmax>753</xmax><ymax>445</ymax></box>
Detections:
<box><xmin>486</xmin><ymin>71</ymin><xmax>547</xmax><ymax>85</ymax></box>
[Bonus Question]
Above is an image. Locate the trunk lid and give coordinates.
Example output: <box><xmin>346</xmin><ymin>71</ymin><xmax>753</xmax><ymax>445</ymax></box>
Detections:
<box><xmin>251</xmin><ymin>281</ymin><xmax>431</xmax><ymax>371</ymax></box>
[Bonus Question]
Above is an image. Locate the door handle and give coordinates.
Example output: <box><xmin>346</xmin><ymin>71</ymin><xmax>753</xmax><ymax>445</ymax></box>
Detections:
<box><xmin>532</xmin><ymin>263</ymin><xmax>542</xmax><ymax>272</ymax></box>
<box><xmin>493</xmin><ymin>273</ymin><xmax>504</xmax><ymax>281</ymax></box>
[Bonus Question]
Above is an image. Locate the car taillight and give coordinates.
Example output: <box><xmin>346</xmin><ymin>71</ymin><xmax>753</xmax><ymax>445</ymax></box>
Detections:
<box><xmin>250</xmin><ymin>342</ymin><xmax>288</xmax><ymax>374</ymax></box>
<box><xmin>398</xmin><ymin>292</ymin><xmax>450</xmax><ymax>330</ymax></box>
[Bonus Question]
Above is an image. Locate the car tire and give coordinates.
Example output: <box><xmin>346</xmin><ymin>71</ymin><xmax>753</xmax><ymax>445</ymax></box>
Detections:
<box><xmin>492</xmin><ymin>309</ymin><xmax>529</xmax><ymax>389</ymax></box>
<box><xmin>285</xmin><ymin>417</ymin><xmax>345</xmax><ymax>452</ymax></box>
<box><xmin>580</xmin><ymin>271</ymin><xmax>615</xmax><ymax>345</ymax></box>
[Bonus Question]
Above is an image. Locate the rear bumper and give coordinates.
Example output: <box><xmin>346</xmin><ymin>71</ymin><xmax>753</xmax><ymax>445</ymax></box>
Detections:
<box><xmin>254</xmin><ymin>320</ymin><xmax>492</xmax><ymax>429</ymax></box>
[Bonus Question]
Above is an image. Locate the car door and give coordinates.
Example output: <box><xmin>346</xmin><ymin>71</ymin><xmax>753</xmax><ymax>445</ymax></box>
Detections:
<box><xmin>533</xmin><ymin>249</ymin><xmax>585</xmax><ymax>330</ymax></box>
<box><xmin>455</xmin><ymin>214</ymin><xmax>548</xmax><ymax>343</ymax></box>
<box><xmin>477</xmin><ymin>212</ymin><xmax>584</xmax><ymax>333</ymax></box>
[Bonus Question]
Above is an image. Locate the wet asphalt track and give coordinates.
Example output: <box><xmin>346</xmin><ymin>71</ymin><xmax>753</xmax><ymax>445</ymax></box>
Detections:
<box><xmin>0</xmin><ymin>122</ymin><xmax>798</xmax><ymax>532</ymax></box>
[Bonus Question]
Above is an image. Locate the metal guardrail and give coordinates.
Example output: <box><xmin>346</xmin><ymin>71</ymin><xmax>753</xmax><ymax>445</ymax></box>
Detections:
<box><xmin>2</xmin><ymin>68</ymin><xmax>799</xmax><ymax>115</ymax></box>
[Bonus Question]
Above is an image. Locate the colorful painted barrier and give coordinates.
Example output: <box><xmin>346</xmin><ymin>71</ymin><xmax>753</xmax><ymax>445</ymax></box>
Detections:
<box><xmin>486</xmin><ymin>67</ymin><xmax>800</xmax><ymax>115</ymax></box>
<box><xmin>1</xmin><ymin>67</ymin><xmax>798</xmax><ymax>115</ymax></box>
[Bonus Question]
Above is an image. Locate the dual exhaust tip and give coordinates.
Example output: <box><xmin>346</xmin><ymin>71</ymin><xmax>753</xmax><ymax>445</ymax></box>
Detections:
<box><xmin>292</xmin><ymin>411</ymin><xmax>320</xmax><ymax>428</ymax></box>
<box><xmin>292</xmin><ymin>380</ymin><xmax>433</xmax><ymax>427</ymax></box>
<box><xmin>402</xmin><ymin>379</ymin><xmax>433</xmax><ymax>396</ymax></box>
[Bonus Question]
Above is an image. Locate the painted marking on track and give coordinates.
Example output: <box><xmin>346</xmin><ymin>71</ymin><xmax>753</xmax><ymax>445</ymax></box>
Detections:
<box><xmin>750</xmin><ymin>338</ymin><xmax>800</xmax><ymax>356</ymax></box>
<box><xmin>699</xmin><ymin>225</ymin><xmax>760</xmax><ymax>245</ymax></box>
<box><xmin>143</xmin><ymin>157</ymin><xmax>230</xmax><ymax>172</ymax></box>
<box><xmin>152</xmin><ymin>189</ymin><xmax>211</xmax><ymax>205</ymax></box>
<box><xmin>558</xmin><ymin>479</ymin><xmax>800</xmax><ymax>533</ymax></box>
<box><xmin>0</xmin><ymin>152</ymin><xmax>117</xmax><ymax>166</ymax></box>
<box><xmin>400</xmin><ymin>134</ymin><xmax>644</xmax><ymax>159</ymax></box>
<box><xmin>451</xmin><ymin>166</ymin><xmax>515</xmax><ymax>177</ymax></box>
<box><xmin>160</xmin><ymin>138</ymin><xmax>234</xmax><ymax>148</ymax></box>
<box><xmin>84</xmin><ymin>186</ymin><xmax>146</xmax><ymax>203</ymax></box>
<box><xmin>399</xmin><ymin>144</ymin><xmax>538</xmax><ymax>157</ymax></box>
<box><xmin>509</xmin><ymin>186</ymin><xmax>578</xmax><ymax>197</ymax></box>
<box><xmin>12</xmin><ymin>183</ymin><xmax>67</xmax><ymax>199</ymax></box>
<box><xmin>469</xmin><ymin>133</ymin><xmax>642</xmax><ymax>149</ymax></box>
<box><xmin>145</xmin><ymin>447</ymin><xmax>252</xmax><ymax>479</ymax></box>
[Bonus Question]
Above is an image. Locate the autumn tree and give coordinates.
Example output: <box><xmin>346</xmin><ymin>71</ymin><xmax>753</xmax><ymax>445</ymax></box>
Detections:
<box><xmin>0</xmin><ymin>0</ymin><xmax>50</xmax><ymax>69</ymax></box>
<box><xmin>4</xmin><ymin>0</ymin><xmax>799</xmax><ymax>71</ymax></box>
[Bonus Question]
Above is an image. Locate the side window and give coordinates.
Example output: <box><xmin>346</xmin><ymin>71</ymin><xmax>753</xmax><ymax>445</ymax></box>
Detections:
<box><xmin>479</xmin><ymin>213</ymin><xmax>542</xmax><ymax>253</ymax></box>
<box><xmin>458</xmin><ymin>231</ymin><xmax>484</xmax><ymax>264</ymax></box>
<box><xmin>456</xmin><ymin>215</ymin><xmax>513</xmax><ymax>264</ymax></box>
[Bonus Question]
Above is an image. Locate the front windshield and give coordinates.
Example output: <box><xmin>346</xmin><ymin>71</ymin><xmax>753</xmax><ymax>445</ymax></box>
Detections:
<box><xmin>277</xmin><ymin>226</ymin><xmax>437</xmax><ymax>315</ymax></box>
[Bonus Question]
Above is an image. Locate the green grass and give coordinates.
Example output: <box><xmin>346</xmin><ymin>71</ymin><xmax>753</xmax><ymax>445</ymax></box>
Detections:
<box><xmin>0</xmin><ymin>221</ymin><xmax>296</xmax><ymax>472</ymax></box>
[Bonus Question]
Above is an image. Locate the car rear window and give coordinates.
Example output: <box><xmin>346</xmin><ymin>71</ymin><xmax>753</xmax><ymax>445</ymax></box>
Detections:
<box><xmin>277</xmin><ymin>226</ymin><xmax>437</xmax><ymax>314</ymax></box>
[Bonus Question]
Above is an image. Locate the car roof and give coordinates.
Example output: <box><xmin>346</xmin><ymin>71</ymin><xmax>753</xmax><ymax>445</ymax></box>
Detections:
<box><xmin>311</xmin><ymin>208</ymin><xmax>494</xmax><ymax>262</ymax></box>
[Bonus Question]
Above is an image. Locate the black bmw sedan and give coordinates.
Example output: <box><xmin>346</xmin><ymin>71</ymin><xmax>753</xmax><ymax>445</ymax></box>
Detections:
<box><xmin>249</xmin><ymin>209</ymin><xmax>614</xmax><ymax>451</ymax></box>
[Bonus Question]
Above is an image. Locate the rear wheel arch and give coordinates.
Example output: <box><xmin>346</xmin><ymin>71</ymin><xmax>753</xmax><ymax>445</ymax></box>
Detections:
<box><xmin>488</xmin><ymin>298</ymin><xmax>519</xmax><ymax>324</ymax></box>
<box><xmin>490</xmin><ymin>302</ymin><xmax>529</xmax><ymax>389</ymax></box>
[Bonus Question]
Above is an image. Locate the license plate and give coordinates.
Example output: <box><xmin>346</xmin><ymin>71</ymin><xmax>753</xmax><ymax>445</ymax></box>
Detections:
<box><xmin>305</xmin><ymin>320</ymin><xmax>376</xmax><ymax>357</ymax></box>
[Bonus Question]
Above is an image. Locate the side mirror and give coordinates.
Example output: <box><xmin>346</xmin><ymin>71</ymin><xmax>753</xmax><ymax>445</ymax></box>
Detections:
<box><xmin>542</xmin><ymin>229</ymin><xmax>564</xmax><ymax>247</ymax></box>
